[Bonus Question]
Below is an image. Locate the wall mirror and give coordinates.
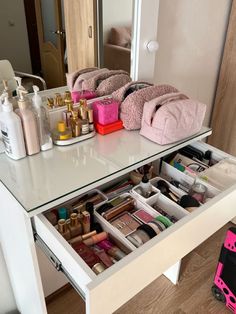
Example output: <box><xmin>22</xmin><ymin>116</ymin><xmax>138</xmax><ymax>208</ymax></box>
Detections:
<box><xmin>0</xmin><ymin>0</ymin><xmax>139</xmax><ymax>90</ymax></box>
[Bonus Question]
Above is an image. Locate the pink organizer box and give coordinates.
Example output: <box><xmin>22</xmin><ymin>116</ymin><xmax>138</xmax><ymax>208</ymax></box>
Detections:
<box><xmin>71</xmin><ymin>90</ymin><xmax>97</xmax><ymax>103</ymax></box>
<box><xmin>92</xmin><ymin>98</ymin><xmax>119</xmax><ymax>125</ymax></box>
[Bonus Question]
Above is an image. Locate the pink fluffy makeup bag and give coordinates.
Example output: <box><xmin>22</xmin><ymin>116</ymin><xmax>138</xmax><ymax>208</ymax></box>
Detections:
<box><xmin>112</xmin><ymin>82</ymin><xmax>178</xmax><ymax>130</ymax></box>
<box><xmin>140</xmin><ymin>92</ymin><xmax>206</xmax><ymax>145</ymax></box>
<box><xmin>82</xmin><ymin>70</ymin><xmax>131</xmax><ymax>96</ymax></box>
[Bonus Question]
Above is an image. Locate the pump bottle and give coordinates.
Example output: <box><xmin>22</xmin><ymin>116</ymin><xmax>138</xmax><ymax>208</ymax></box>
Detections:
<box><xmin>0</xmin><ymin>93</ymin><xmax>26</xmax><ymax>160</ymax></box>
<box><xmin>17</xmin><ymin>89</ymin><xmax>40</xmax><ymax>155</ymax></box>
<box><xmin>32</xmin><ymin>85</ymin><xmax>53</xmax><ymax>151</ymax></box>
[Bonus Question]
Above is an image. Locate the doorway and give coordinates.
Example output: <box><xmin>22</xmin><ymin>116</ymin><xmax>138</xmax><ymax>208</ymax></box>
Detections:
<box><xmin>24</xmin><ymin>0</ymin><xmax>66</xmax><ymax>88</ymax></box>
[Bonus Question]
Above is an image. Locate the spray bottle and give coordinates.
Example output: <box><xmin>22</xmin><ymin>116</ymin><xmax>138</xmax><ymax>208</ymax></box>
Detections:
<box><xmin>0</xmin><ymin>93</ymin><xmax>26</xmax><ymax>160</ymax></box>
<box><xmin>32</xmin><ymin>85</ymin><xmax>53</xmax><ymax>151</ymax></box>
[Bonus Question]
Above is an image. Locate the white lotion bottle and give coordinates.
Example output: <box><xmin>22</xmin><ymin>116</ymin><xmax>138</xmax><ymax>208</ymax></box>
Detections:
<box><xmin>0</xmin><ymin>93</ymin><xmax>26</xmax><ymax>160</ymax></box>
<box><xmin>32</xmin><ymin>85</ymin><xmax>53</xmax><ymax>151</ymax></box>
<box><xmin>17</xmin><ymin>89</ymin><xmax>40</xmax><ymax>156</ymax></box>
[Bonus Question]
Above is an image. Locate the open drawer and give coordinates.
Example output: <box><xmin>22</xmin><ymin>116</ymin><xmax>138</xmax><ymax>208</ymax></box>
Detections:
<box><xmin>33</xmin><ymin>141</ymin><xmax>236</xmax><ymax>314</ymax></box>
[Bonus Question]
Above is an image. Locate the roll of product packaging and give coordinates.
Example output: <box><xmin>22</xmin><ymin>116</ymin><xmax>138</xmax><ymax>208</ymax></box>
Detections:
<box><xmin>102</xmin><ymin>198</ymin><xmax>135</xmax><ymax>220</ymax></box>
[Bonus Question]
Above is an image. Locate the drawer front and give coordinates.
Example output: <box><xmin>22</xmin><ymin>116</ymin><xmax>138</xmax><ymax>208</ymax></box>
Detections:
<box><xmin>34</xmin><ymin>141</ymin><xmax>236</xmax><ymax>314</ymax></box>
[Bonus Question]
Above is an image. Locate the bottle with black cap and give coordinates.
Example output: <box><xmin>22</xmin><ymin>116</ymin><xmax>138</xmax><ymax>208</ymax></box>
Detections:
<box><xmin>139</xmin><ymin>173</ymin><xmax>152</xmax><ymax>198</ymax></box>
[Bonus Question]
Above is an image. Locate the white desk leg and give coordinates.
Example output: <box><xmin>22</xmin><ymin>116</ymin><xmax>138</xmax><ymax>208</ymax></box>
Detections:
<box><xmin>163</xmin><ymin>260</ymin><xmax>181</xmax><ymax>285</ymax></box>
<box><xmin>0</xmin><ymin>184</ymin><xmax>47</xmax><ymax>314</ymax></box>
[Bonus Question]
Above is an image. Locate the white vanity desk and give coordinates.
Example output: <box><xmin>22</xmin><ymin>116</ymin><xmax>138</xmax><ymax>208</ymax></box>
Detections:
<box><xmin>1</xmin><ymin>126</ymin><xmax>236</xmax><ymax>314</ymax></box>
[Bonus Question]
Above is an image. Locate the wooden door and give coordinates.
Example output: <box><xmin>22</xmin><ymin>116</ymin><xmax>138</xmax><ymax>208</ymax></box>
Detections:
<box><xmin>208</xmin><ymin>1</ymin><xmax>236</xmax><ymax>155</ymax></box>
<box><xmin>64</xmin><ymin>0</ymin><xmax>97</xmax><ymax>73</ymax></box>
<box><xmin>35</xmin><ymin>0</ymin><xmax>66</xmax><ymax>88</ymax></box>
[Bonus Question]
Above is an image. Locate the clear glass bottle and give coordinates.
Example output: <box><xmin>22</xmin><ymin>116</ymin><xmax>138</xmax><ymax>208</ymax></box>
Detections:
<box><xmin>53</xmin><ymin>121</ymin><xmax>72</xmax><ymax>140</ymax></box>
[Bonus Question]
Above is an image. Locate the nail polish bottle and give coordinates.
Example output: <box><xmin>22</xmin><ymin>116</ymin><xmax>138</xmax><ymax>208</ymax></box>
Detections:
<box><xmin>63</xmin><ymin>91</ymin><xmax>74</xmax><ymax>127</ymax></box>
<box><xmin>88</xmin><ymin>109</ymin><xmax>94</xmax><ymax>132</ymax></box>
<box><xmin>139</xmin><ymin>173</ymin><xmax>152</xmax><ymax>198</ymax></box>
<box><xmin>68</xmin><ymin>213</ymin><xmax>83</xmax><ymax>237</ymax></box>
<box><xmin>58</xmin><ymin>219</ymin><xmax>71</xmax><ymax>240</ymax></box>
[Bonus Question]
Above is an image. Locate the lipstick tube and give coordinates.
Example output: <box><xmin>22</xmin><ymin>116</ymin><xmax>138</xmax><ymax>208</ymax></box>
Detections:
<box><xmin>68</xmin><ymin>230</ymin><xmax>97</xmax><ymax>244</ymax></box>
<box><xmin>83</xmin><ymin>232</ymin><xmax>108</xmax><ymax>246</ymax></box>
<box><xmin>82</xmin><ymin>210</ymin><xmax>90</xmax><ymax>234</ymax></box>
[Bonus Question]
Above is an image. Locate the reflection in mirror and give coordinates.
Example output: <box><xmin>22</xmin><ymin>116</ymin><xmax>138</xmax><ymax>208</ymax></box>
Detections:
<box><xmin>99</xmin><ymin>0</ymin><xmax>133</xmax><ymax>74</ymax></box>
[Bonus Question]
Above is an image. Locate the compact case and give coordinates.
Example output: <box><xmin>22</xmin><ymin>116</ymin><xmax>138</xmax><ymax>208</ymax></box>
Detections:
<box><xmin>95</xmin><ymin>120</ymin><xmax>123</xmax><ymax>135</ymax></box>
<box><xmin>92</xmin><ymin>98</ymin><xmax>119</xmax><ymax>125</ymax></box>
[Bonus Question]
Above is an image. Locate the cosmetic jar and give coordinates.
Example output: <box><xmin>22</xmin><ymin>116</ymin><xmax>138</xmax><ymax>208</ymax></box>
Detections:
<box><xmin>189</xmin><ymin>183</ymin><xmax>207</xmax><ymax>203</ymax></box>
<box><xmin>127</xmin><ymin>228</ymin><xmax>151</xmax><ymax>247</ymax></box>
<box><xmin>92</xmin><ymin>263</ymin><xmax>106</xmax><ymax>274</ymax></box>
<box><xmin>155</xmin><ymin>215</ymin><xmax>172</xmax><ymax>228</ymax></box>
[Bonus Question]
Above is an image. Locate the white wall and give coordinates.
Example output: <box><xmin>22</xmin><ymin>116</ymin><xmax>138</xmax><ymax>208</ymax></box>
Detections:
<box><xmin>154</xmin><ymin>0</ymin><xmax>231</xmax><ymax>126</ymax></box>
<box><xmin>102</xmin><ymin>0</ymin><xmax>133</xmax><ymax>43</ymax></box>
<box><xmin>0</xmin><ymin>0</ymin><xmax>32</xmax><ymax>72</ymax></box>
<box><xmin>0</xmin><ymin>245</ymin><xmax>17</xmax><ymax>314</ymax></box>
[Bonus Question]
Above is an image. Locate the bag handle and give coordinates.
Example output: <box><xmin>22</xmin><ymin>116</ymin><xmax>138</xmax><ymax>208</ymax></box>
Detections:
<box><xmin>144</xmin><ymin>92</ymin><xmax>188</xmax><ymax>126</ymax></box>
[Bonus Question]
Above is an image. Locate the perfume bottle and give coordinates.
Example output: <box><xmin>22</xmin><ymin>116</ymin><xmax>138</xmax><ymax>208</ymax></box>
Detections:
<box><xmin>63</xmin><ymin>91</ymin><xmax>74</xmax><ymax>126</ymax></box>
<box><xmin>88</xmin><ymin>109</ymin><xmax>94</xmax><ymax>132</ymax></box>
<box><xmin>54</xmin><ymin>93</ymin><xmax>64</xmax><ymax>107</ymax></box>
<box><xmin>70</xmin><ymin>111</ymin><xmax>81</xmax><ymax>137</ymax></box>
<box><xmin>53</xmin><ymin>121</ymin><xmax>72</xmax><ymax>140</ymax></box>
<box><xmin>79</xmin><ymin>99</ymin><xmax>88</xmax><ymax>118</ymax></box>
<box><xmin>81</xmin><ymin>108</ymin><xmax>89</xmax><ymax>135</ymax></box>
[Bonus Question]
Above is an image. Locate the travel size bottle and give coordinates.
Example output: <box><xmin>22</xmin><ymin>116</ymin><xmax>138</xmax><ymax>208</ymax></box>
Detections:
<box><xmin>0</xmin><ymin>93</ymin><xmax>26</xmax><ymax>160</ymax></box>
<box><xmin>81</xmin><ymin>108</ymin><xmax>89</xmax><ymax>135</ymax></box>
<box><xmin>88</xmin><ymin>109</ymin><xmax>94</xmax><ymax>132</ymax></box>
<box><xmin>32</xmin><ymin>85</ymin><xmax>53</xmax><ymax>151</ymax></box>
<box><xmin>17</xmin><ymin>89</ymin><xmax>40</xmax><ymax>155</ymax></box>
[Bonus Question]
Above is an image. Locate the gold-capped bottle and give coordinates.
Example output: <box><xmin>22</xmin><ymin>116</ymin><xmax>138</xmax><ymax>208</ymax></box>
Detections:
<box><xmin>63</xmin><ymin>91</ymin><xmax>74</xmax><ymax>126</ymax></box>
<box><xmin>70</xmin><ymin>111</ymin><xmax>81</xmax><ymax>137</ymax></box>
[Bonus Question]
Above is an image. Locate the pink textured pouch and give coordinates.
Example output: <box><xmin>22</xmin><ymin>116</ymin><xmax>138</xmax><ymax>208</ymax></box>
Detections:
<box><xmin>112</xmin><ymin>82</ymin><xmax>178</xmax><ymax>130</ymax></box>
<box><xmin>82</xmin><ymin>70</ymin><xmax>130</xmax><ymax>91</ymax></box>
<box><xmin>96</xmin><ymin>73</ymin><xmax>131</xmax><ymax>96</ymax></box>
<box><xmin>66</xmin><ymin>67</ymin><xmax>98</xmax><ymax>91</ymax></box>
<box><xmin>92</xmin><ymin>98</ymin><xmax>119</xmax><ymax>125</ymax></box>
<box><xmin>140</xmin><ymin>92</ymin><xmax>206</xmax><ymax>145</ymax></box>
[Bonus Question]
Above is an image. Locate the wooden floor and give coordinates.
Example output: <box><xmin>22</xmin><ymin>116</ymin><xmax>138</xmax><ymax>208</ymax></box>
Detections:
<box><xmin>47</xmin><ymin>223</ymin><xmax>233</xmax><ymax>314</ymax></box>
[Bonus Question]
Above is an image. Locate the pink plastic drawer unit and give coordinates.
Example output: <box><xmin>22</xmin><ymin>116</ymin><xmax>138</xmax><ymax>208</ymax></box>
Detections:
<box><xmin>71</xmin><ymin>90</ymin><xmax>97</xmax><ymax>103</ymax></box>
<box><xmin>212</xmin><ymin>227</ymin><xmax>236</xmax><ymax>313</ymax></box>
<box><xmin>92</xmin><ymin>98</ymin><xmax>119</xmax><ymax>125</ymax></box>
